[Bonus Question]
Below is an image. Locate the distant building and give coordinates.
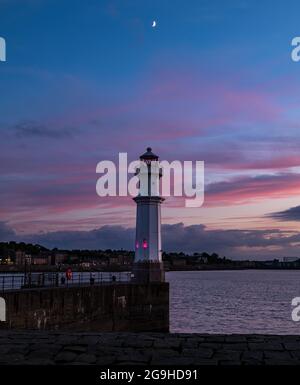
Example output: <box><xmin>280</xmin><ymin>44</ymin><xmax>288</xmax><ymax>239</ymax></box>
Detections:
<box><xmin>172</xmin><ymin>258</ymin><xmax>187</xmax><ymax>267</ymax></box>
<box><xmin>81</xmin><ymin>262</ymin><xmax>91</xmax><ymax>268</ymax></box>
<box><xmin>31</xmin><ymin>256</ymin><xmax>48</xmax><ymax>265</ymax></box>
<box><xmin>235</xmin><ymin>260</ymin><xmax>256</xmax><ymax>268</ymax></box>
<box><xmin>15</xmin><ymin>251</ymin><xmax>33</xmax><ymax>265</ymax></box>
<box><xmin>117</xmin><ymin>255</ymin><xmax>133</xmax><ymax>265</ymax></box>
<box><xmin>15</xmin><ymin>250</ymin><xmax>26</xmax><ymax>265</ymax></box>
<box><xmin>109</xmin><ymin>256</ymin><xmax>119</xmax><ymax>265</ymax></box>
<box><xmin>53</xmin><ymin>253</ymin><xmax>68</xmax><ymax>265</ymax></box>
<box><xmin>283</xmin><ymin>257</ymin><xmax>300</xmax><ymax>263</ymax></box>
<box><xmin>0</xmin><ymin>256</ymin><xmax>14</xmax><ymax>265</ymax></box>
<box><xmin>261</xmin><ymin>259</ymin><xmax>280</xmax><ymax>268</ymax></box>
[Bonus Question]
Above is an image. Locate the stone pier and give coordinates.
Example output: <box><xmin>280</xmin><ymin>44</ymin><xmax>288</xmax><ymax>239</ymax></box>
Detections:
<box><xmin>0</xmin><ymin>283</ymin><xmax>169</xmax><ymax>332</ymax></box>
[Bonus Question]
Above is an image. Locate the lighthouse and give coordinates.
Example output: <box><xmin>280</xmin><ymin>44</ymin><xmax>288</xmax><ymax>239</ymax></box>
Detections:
<box><xmin>132</xmin><ymin>147</ymin><xmax>165</xmax><ymax>283</ymax></box>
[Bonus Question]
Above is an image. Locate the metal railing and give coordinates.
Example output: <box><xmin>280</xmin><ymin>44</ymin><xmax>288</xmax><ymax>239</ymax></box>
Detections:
<box><xmin>0</xmin><ymin>271</ymin><xmax>131</xmax><ymax>292</ymax></box>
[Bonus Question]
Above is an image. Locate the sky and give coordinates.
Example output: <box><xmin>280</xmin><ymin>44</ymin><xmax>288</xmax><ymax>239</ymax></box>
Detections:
<box><xmin>1</xmin><ymin>0</ymin><xmax>300</xmax><ymax>258</ymax></box>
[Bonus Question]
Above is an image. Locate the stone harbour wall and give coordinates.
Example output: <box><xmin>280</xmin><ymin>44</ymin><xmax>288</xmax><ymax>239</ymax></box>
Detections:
<box><xmin>0</xmin><ymin>283</ymin><xmax>169</xmax><ymax>332</ymax></box>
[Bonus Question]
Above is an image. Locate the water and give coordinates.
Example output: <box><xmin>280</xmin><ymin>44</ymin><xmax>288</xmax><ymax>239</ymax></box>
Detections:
<box><xmin>166</xmin><ymin>270</ymin><xmax>300</xmax><ymax>334</ymax></box>
<box><xmin>2</xmin><ymin>270</ymin><xmax>300</xmax><ymax>334</ymax></box>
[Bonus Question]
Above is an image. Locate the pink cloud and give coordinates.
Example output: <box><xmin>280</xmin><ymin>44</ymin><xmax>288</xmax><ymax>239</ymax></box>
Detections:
<box><xmin>2</xmin><ymin>64</ymin><xmax>300</xmax><ymax>233</ymax></box>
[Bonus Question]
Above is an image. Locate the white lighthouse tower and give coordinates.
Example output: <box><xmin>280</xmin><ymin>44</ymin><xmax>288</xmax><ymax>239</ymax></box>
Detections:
<box><xmin>132</xmin><ymin>147</ymin><xmax>165</xmax><ymax>283</ymax></box>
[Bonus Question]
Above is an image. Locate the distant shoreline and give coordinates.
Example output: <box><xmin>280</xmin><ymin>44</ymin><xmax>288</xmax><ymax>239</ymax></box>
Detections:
<box><xmin>1</xmin><ymin>265</ymin><xmax>300</xmax><ymax>273</ymax></box>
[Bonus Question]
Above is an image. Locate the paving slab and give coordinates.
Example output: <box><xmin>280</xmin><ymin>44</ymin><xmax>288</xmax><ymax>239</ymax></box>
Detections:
<box><xmin>0</xmin><ymin>331</ymin><xmax>299</xmax><ymax>365</ymax></box>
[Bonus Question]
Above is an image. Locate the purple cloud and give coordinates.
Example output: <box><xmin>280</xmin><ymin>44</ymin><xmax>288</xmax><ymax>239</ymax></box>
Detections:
<box><xmin>2</xmin><ymin>221</ymin><xmax>300</xmax><ymax>260</ymax></box>
<box><xmin>268</xmin><ymin>206</ymin><xmax>300</xmax><ymax>222</ymax></box>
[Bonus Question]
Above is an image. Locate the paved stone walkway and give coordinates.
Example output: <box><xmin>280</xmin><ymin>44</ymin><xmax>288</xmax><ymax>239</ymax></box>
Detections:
<box><xmin>0</xmin><ymin>331</ymin><xmax>300</xmax><ymax>365</ymax></box>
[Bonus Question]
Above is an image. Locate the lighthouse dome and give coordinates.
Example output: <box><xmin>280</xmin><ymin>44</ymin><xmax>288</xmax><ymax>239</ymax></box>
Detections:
<box><xmin>140</xmin><ymin>147</ymin><xmax>159</xmax><ymax>162</ymax></box>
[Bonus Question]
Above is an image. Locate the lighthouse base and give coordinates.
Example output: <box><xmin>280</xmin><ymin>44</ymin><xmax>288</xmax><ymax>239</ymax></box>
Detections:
<box><xmin>131</xmin><ymin>261</ymin><xmax>165</xmax><ymax>283</ymax></box>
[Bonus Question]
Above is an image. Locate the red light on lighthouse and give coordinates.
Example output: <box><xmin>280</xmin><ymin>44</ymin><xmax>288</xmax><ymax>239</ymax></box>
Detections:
<box><xmin>142</xmin><ymin>239</ymin><xmax>148</xmax><ymax>249</ymax></box>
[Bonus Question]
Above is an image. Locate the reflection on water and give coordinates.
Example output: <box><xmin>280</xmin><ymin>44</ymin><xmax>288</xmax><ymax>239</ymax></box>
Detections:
<box><xmin>166</xmin><ymin>270</ymin><xmax>300</xmax><ymax>334</ymax></box>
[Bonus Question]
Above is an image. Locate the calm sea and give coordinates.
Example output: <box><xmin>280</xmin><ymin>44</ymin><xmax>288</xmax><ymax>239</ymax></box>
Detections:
<box><xmin>166</xmin><ymin>270</ymin><xmax>300</xmax><ymax>334</ymax></box>
<box><xmin>1</xmin><ymin>270</ymin><xmax>300</xmax><ymax>334</ymax></box>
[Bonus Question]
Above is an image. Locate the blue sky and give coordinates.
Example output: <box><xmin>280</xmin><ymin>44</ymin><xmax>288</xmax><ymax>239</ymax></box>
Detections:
<box><xmin>1</xmin><ymin>0</ymin><xmax>300</xmax><ymax>257</ymax></box>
